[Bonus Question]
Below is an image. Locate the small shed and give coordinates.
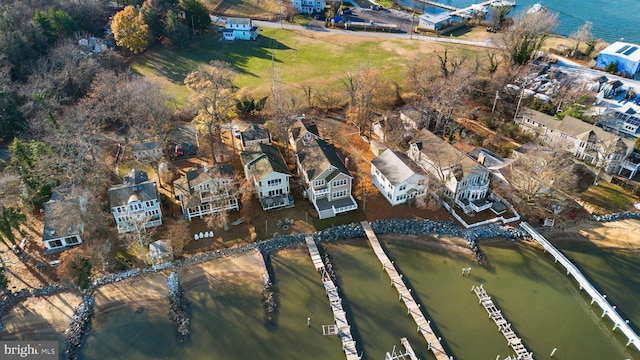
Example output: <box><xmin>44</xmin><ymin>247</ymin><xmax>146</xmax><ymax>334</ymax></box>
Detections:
<box><xmin>149</xmin><ymin>239</ymin><xmax>173</xmax><ymax>264</ymax></box>
<box><xmin>417</xmin><ymin>13</ymin><xmax>452</xmax><ymax>31</ymax></box>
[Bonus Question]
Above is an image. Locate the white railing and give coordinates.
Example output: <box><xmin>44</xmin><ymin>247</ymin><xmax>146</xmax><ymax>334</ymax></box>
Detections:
<box><xmin>521</xmin><ymin>222</ymin><xmax>640</xmax><ymax>353</ymax></box>
<box><xmin>314</xmin><ymin>188</ymin><xmax>330</xmax><ymax>197</ymax></box>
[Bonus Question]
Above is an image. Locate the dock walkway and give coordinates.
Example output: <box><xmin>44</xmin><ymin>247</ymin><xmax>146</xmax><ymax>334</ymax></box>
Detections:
<box><xmin>521</xmin><ymin>222</ymin><xmax>640</xmax><ymax>353</ymax></box>
<box><xmin>305</xmin><ymin>236</ymin><xmax>359</xmax><ymax>360</ymax></box>
<box><xmin>360</xmin><ymin>221</ymin><xmax>451</xmax><ymax>360</ymax></box>
<box><xmin>472</xmin><ymin>284</ymin><xmax>533</xmax><ymax>360</ymax></box>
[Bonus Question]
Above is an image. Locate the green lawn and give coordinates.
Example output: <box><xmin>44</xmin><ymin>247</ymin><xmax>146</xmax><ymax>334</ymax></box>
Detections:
<box><xmin>131</xmin><ymin>27</ymin><xmax>442</xmax><ymax>107</ymax></box>
<box><xmin>578</xmin><ymin>181</ymin><xmax>639</xmax><ymax>215</ymax></box>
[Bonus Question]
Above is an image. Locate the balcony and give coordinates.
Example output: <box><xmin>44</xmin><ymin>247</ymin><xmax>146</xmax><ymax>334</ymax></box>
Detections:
<box><xmin>260</xmin><ymin>194</ymin><xmax>294</xmax><ymax>210</ymax></box>
<box><xmin>314</xmin><ymin>188</ymin><xmax>329</xmax><ymax>197</ymax></box>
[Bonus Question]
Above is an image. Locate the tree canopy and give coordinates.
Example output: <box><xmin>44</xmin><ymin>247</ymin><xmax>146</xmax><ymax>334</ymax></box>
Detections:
<box><xmin>502</xmin><ymin>10</ymin><xmax>558</xmax><ymax>65</ymax></box>
<box><xmin>112</xmin><ymin>6</ymin><xmax>150</xmax><ymax>53</ymax></box>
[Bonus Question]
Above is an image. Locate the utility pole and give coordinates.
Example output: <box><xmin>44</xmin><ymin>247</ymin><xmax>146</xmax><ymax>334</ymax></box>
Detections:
<box><xmin>513</xmin><ymin>88</ymin><xmax>524</xmax><ymax>122</ymax></box>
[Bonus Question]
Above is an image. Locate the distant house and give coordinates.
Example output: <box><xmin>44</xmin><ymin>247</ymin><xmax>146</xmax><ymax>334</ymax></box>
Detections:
<box><xmin>296</xmin><ymin>138</ymin><xmax>357</xmax><ymax>219</ymax></box>
<box><xmin>517</xmin><ymin>108</ymin><xmax>636</xmax><ymax>176</ymax></box>
<box><xmin>289</xmin><ymin>115</ymin><xmax>321</xmax><ymax>153</ymax></box>
<box><xmin>408</xmin><ymin>129</ymin><xmax>492</xmax><ymax>214</ymax></box>
<box><xmin>417</xmin><ymin>13</ymin><xmax>452</xmax><ymax>31</ymax></box>
<box><xmin>133</xmin><ymin>141</ymin><xmax>163</xmax><ymax>161</ymax></box>
<box><xmin>241</xmin><ymin>143</ymin><xmax>293</xmax><ymax>210</ymax></box>
<box><xmin>223</xmin><ymin>17</ymin><xmax>259</xmax><ymax>41</ymax></box>
<box><xmin>371</xmin><ymin>149</ymin><xmax>429</xmax><ymax>206</ymax></box>
<box><xmin>241</xmin><ymin>124</ymin><xmax>271</xmax><ymax>150</ymax></box>
<box><xmin>174</xmin><ymin>165</ymin><xmax>238</xmax><ymax>221</ymax></box>
<box><xmin>42</xmin><ymin>187</ymin><xmax>85</xmax><ymax>255</ymax></box>
<box><xmin>109</xmin><ymin>169</ymin><xmax>163</xmax><ymax>233</ymax></box>
<box><xmin>292</xmin><ymin>0</ymin><xmax>325</xmax><ymax>14</ymax></box>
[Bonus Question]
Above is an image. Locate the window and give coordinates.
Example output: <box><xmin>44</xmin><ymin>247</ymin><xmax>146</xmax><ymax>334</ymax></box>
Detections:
<box><xmin>333</xmin><ymin>189</ymin><xmax>347</xmax><ymax>198</ymax></box>
<box><xmin>314</xmin><ymin>179</ymin><xmax>325</xmax><ymax>187</ymax></box>
<box><xmin>66</xmin><ymin>237</ymin><xmax>80</xmax><ymax>245</ymax></box>
<box><xmin>49</xmin><ymin>240</ymin><xmax>63</xmax><ymax>248</ymax></box>
<box><xmin>396</xmin><ymin>194</ymin><xmax>407</xmax><ymax>201</ymax></box>
<box><xmin>333</xmin><ymin>179</ymin><xmax>347</xmax><ymax>187</ymax></box>
<box><xmin>268</xmin><ymin>189</ymin><xmax>283</xmax><ymax>196</ymax></box>
<box><xmin>267</xmin><ymin>178</ymin><xmax>282</xmax><ymax>186</ymax></box>
<box><xmin>398</xmin><ymin>185</ymin><xmax>406</xmax><ymax>191</ymax></box>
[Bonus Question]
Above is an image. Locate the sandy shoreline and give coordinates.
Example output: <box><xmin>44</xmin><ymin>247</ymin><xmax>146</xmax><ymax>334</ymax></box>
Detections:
<box><xmin>2</xmin><ymin>219</ymin><xmax>638</xmax><ymax>343</ymax></box>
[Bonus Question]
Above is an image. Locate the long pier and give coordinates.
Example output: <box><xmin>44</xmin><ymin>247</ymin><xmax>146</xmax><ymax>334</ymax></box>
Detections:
<box><xmin>305</xmin><ymin>236</ymin><xmax>359</xmax><ymax>360</ymax></box>
<box><xmin>521</xmin><ymin>222</ymin><xmax>640</xmax><ymax>353</ymax></box>
<box><xmin>415</xmin><ymin>0</ymin><xmax>515</xmax><ymax>18</ymax></box>
<box><xmin>360</xmin><ymin>221</ymin><xmax>452</xmax><ymax>360</ymax></box>
<box><xmin>472</xmin><ymin>284</ymin><xmax>533</xmax><ymax>359</ymax></box>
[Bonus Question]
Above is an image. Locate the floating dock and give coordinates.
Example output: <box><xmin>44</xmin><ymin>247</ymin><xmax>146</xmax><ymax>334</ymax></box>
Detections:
<box><xmin>472</xmin><ymin>284</ymin><xmax>533</xmax><ymax>359</ymax></box>
<box><xmin>305</xmin><ymin>236</ymin><xmax>359</xmax><ymax>360</ymax></box>
<box><xmin>361</xmin><ymin>221</ymin><xmax>451</xmax><ymax>360</ymax></box>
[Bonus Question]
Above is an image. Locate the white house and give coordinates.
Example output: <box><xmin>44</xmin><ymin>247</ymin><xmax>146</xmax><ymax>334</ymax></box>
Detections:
<box><xmin>241</xmin><ymin>124</ymin><xmax>271</xmax><ymax>150</ymax></box>
<box><xmin>371</xmin><ymin>149</ymin><xmax>429</xmax><ymax>206</ymax></box>
<box><xmin>409</xmin><ymin>129</ymin><xmax>492</xmax><ymax>214</ymax></box>
<box><xmin>292</xmin><ymin>0</ymin><xmax>325</xmax><ymax>14</ymax></box>
<box><xmin>174</xmin><ymin>164</ymin><xmax>239</xmax><ymax>221</ymax></box>
<box><xmin>241</xmin><ymin>143</ymin><xmax>293</xmax><ymax>210</ymax></box>
<box><xmin>517</xmin><ymin>108</ymin><xmax>636</xmax><ymax>176</ymax></box>
<box><xmin>108</xmin><ymin>169</ymin><xmax>163</xmax><ymax>233</ymax></box>
<box><xmin>289</xmin><ymin>115</ymin><xmax>321</xmax><ymax>153</ymax></box>
<box><xmin>417</xmin><ymin>13</ymin><xmax>453</xmax><ymax>31</ymax></box>
<box><xmin>296</xmin><ymin>138</ymin><xmax>357</xmax><ymax>219</ymax></box>
<box><xmin>223</xmin><ymin>17</ymin><xmax>259</xmax><ymax>41</ymax></box>
<box><xmin>42</xmin><ymin>187</ymin><xmax>85</xmax><ymax>255</ymax></box>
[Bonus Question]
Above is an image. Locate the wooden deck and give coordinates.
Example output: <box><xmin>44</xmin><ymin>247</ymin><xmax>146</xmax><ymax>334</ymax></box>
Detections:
<box><xmin>472</xmin><ymin>284</ymin><xmax>533</xmax><ymax>360</ymax></box>
<box><xmin>305</xmin><ymin>236</ymin><xmax>359</xmax><ymax>360</ymax></box>
<box><xmin>360</xmin><ymin>221</ymin><xmax>451</xmax><ymax>360</ymax></box>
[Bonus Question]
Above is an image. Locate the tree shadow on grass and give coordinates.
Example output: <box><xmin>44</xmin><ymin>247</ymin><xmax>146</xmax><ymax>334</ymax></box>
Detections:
<box><xmin>132</xmin><ymin>34</ymin><xmax>292</xmax><ymax>83</ymax></box>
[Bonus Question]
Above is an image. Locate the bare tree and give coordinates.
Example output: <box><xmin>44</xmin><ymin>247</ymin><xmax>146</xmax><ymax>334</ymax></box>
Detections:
<box><xmin>123</xmin><ymin>212</ymin><xmax>157</xmax><ymax>264</ymax></box>
<box><xmin>592</xmin><ymin>134</ymin><xmax>629</xmax><ymax>186</ymax></box>
<box><xmin>184</xmin><ymin>60</ymin><xmax>237</xmax><ymax>162</ymax></box>
<box><xmin>266</xmin><ymin>78</ymin><xmax>301</xmax><ymax>144</ymax></box>
<box><xmin>167</xmin><ymin>219</ymin><xmax>191</xmax><ymax>257</ymax></box>
<box><xmin>570</xmin><ymin>21</ymin><xmax>594</xmax><ymax>56</ymax></box>
<box><xmin>502</xmin><ymin>10</ymin><xmax>559</xmax><ymax>65</ymax></box>
<box><xmin>343</xmin><ymin>67</ymin><xmax>395</xmax><ymax>136</ymax></box>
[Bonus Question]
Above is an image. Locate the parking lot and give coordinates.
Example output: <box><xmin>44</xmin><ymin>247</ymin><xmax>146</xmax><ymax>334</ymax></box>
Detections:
<box><xmin>342</xmin><ymin>7</ymin><xmax>416</xmax><ymax>33</ymax></box>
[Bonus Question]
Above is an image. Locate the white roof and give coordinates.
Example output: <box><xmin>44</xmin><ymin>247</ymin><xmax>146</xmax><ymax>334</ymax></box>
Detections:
<box><xmin>599</xmin><ymin>42</ymin><xmax>640</xmax><ymax>63</ymax></box>
<box><xmin>418</xmin><ymin>13</ymin><xmax>451</xmax><ymax>24</ymax></box>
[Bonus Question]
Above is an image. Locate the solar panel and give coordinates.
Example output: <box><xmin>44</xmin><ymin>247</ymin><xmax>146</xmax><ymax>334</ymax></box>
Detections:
<box><xmin>624</xmin><ymin>46</ymin><xmax>639</xmax><ymax>56</ymax></box>
<box><xmin>625</xmin><ymin>116</ymin><xmax>640</xmax><ymax>126</ymax></box>
<box><xmin>617</xmin><ymin>45</ymin><xmax>631</xmax><ymax>53</ymax></box>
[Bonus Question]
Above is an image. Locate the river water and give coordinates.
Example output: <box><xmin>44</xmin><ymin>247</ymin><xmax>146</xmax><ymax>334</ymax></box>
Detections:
<box><xmin>81</xmin><ymin>237</ymin><xmax>640</xmax><ymax>360</ymax></box>
<box><xmin>397</xmin><ymin>0</ymin><xmax>640</xmax><ymax>44</ymax></box>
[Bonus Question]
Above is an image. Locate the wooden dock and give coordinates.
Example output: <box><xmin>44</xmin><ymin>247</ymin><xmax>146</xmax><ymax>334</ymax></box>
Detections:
<box><xmin>472</xmin><ymin>284</ymin><xmax>533</xmax><ymax>360</ymax></box>
<box><xmin>305</xmin><ymin>236</ymin><xmax>359</xmax><ymax>360</ymax></box>
<box><xmin>360</xmin><ymin>221</ymin><xmax>451</xmax><ymax>360</ymax></box>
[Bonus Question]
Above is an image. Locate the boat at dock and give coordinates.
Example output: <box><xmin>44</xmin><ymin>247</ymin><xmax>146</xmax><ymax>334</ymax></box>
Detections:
<box><xmin>527</xmin><ymin>3</ymin><xmax>543</xmax><ymax>13</ymax></box>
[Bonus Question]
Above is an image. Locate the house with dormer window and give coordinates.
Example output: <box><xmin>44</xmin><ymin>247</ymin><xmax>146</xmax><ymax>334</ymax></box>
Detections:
<box><xmin>289</xmin><ymin>115</ymin><xmax>321</xmax><ymax>153</ymax></box>
<box><xmin>174</xmin><ymin>164</ymin><xmax>239</xmax><ymax>221</ymax></box>
<box><xmin>409</xmin><ymin>129</ymin><xmax>492</xmax><ymax>214</ymax></box>
<box><xmin>109</xmin><ymin>169</ymin><xmax>163</xmax><ymax>234</ymax></box>
<box><xmin>296</xmin><ymin>138</ymin><xmax>357</xmax><ymax>219</ymax></box>
<box><xmin>241</xmin><ymin>143</ymin><xmax>293</xmax><ymax>210</ymax></box>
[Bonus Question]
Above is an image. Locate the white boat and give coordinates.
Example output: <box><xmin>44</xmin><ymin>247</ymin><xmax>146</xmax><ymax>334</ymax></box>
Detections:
<box><xmin>527</xmin><ymin>3</ymin><xmax>543</xmax><ymax>14</ymax></box>
<box><xmin>490</xmin><ymin>0</ymin><xmax>516</xmax><ymax>7</ymax></box>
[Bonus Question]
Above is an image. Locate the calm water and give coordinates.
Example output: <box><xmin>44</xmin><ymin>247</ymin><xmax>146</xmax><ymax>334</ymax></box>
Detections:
<box><xmin>80</xmin><ymin>239</ymin><xmax>640</xmax><ymax>360</ymax></box>
<box><xmin>401</xmin><ymin>0</ymin><xmax>640</xmax><ymax>44</ymax></box>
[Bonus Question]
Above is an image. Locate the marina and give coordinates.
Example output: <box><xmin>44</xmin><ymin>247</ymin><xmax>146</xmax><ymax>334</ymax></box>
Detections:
<box><xmin>414</xmin><ymin>0</ymin><xmax>516</xmax><ymax>19</ymax></box>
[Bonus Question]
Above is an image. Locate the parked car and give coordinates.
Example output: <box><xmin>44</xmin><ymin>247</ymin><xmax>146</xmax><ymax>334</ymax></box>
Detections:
<box><xmin>174</xmin><ymin>144</ymin><xmax>184</xmax><ymax>157</ymax></box>
<box><xmin>187</xmin><ymin>142</ymin><xmax>196</xmax><ymax>156</ymax></box>
<box><xmin>232</xmin><ymin>125</ymin><xmax>241</xmax><ymax>138</ymax></box>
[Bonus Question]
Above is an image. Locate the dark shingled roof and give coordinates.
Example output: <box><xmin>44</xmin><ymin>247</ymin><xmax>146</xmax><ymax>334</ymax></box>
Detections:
<box><xmin>108</xmin><ymin>169</ymin><xmax>158</xmax><ymax>208</ymax></box>
<box><xmin>241</xmin><ymin>143</ymin><xmax>290</xmax><ymax>181</ymax></box>
<box><xmin>43</xmin><ymin>187</ymin><xmax>84</xmax><ymax>242</ymax></box>
<box><xmin>241</xmin><ymin>124</ymin><xmax>271</xmax><ymax>144</ymax></box>
<box><xmin>297</xmin><ymin>138</ymin><xmax>351</xmax><ymax>181</ymax></box>
<box><xmin>290</xmin><ymin>117</ymin><xmax>320</xmax><ymax>143</ymax></box>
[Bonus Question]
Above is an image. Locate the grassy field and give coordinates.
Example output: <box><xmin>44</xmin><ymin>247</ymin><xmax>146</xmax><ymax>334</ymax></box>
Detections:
<box><xmin>578</xmin><ymin>181</ymin><xmax>639</xmax><ymax>215</ymax></box>
<box><xmin>131</xmin><ymin>27</ymin><xmax>469</xmax><ymax>107</ymax></box>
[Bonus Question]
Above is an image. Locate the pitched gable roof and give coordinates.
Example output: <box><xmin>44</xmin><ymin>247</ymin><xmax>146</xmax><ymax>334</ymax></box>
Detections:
<box><xmin>372</xmin><ymin>149</ymin><xmax>425</xmax><ymax>186</ymax></box>
<box><xmin>43</xmin><ymin>187</ymin><xmax>84</xmax><ymax>241</ymax></box>
<box><xmin>290</xmin><ymin>117</ymin><xmax>320</xmax><ymax>143</ymax></box>
<box><xmin>241</xmin><ymin>143</ymin><xmax>290</xmax><ymax>181</ymax></box>
<box><xmin>241</xmin><ymin>124</ymin><xmax>270</xmax><ymax>143</ymax></box>
<box><xmin>297</xmin><ymin>138</ymin><xmax>351</xmax><ymax>181</ymax></box>
<box><xmin>108</xmin><ymin>169</ymin><xmax>158</xmax><ymax>208</ymax></box>
<box><xmin>410</xmin><ymin>129</ymin><xmax>480</xmax><ymax>176</ymax></box>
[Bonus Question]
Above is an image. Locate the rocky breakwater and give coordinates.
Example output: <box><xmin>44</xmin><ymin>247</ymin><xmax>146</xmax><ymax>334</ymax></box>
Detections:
<box><xmin>64</xmin><ymin>290</ymin><xmax>95</xmax><ymax>360</ymax></box>
<box><xmin>593</xmin><ymin>211</ymin><xmax>640</xmax><ymax>222</ymax></box>
<box><xmin>464</xmin><ymin>224</ymin><xmax>528</xmax><ymax>263</ymax></box>
<box><xmin>261</xmin><ymin>272</ymin><xmax>278</xmax><ymax>324</ymax></box>
<box><xmin>167</xmin><ymin>271</ymin><xmax>190</xmax><ymax>343</ymax></box>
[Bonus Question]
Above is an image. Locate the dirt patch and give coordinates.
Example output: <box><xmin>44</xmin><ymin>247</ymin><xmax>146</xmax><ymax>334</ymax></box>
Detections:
<box><xmin>180</xmin><ymin>251</ymin><xmax>265</xmax><ymax>292</ymax></box>
<box><xmin>545</xmin><ymin>219</ymin><xmax>640</xmax><ymax>250</ymax></box>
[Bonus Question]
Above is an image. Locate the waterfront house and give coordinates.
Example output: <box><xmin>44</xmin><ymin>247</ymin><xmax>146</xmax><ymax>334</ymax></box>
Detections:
<box><xmin>174</xmin><ymin>164</ymin><xmax>239</xmax><ymax>221</ymax></box>
<box><xmin>517</xmin><ymin>108</ymin><xmax>636</xmax><ymax>176</ymax></box>
<box><xmin>223</xmin><ymin>18</ymin><xmax>259</xmax><ymax>41</ymax></box>
<box><xmin>296</xmin><ymin>138</ymin><xmax>357</xmax><ymax>219</ymax></box>
<box><xmin>417</xmin><ymin>13</ymin><xmax>452</xmax><ymax>31</ymax></box>
<box><xmin>241</xmin><ymin>143</ymin><xmax>293</xmax><ymax>210</ymax></box>
<box><xmin>408</xmin><ymin>129</ymin><xmax>492</xmax><ymax>214</ymax></box>
<box><xmin>109</xmin><ymin>169</ymin><xmax>163</xmax><ymax>233</ymax></box>
<box><xmin>371</xmin><ymin>149</ymin><xmax>429</xmax><ymax>206</ymax></box>
<box><xmin>289</xmin><ymin>115</ymin><xmax>321</xmax><ymax>153</ymax></box>
<box><xmin>292</xmin><ymin>0</ymin><xmax>325</xmax><ymax>14</ymax></box>
<box><xmin>241</xmin><ymin>124</ymin><xmax>271</xmax><ymax>150</ymax></box>
<box><xmin>42</xmin><ymin>187</ymin><xmax>85</xmax><ymax>255</ymax></box>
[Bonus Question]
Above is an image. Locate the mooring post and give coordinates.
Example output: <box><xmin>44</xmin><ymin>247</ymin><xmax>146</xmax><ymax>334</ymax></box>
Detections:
<box><xmin>550</xmin><ymin>348</ymin><xmax>557</xmax><ymax>357</ymax></box>
<box><xmin>612</xmin><ymin>323</ymin><xmax>619</xmax><ymax>331</ymax></box>
<box><xmin>307</xmin><ymin>317</ymin><xmax>311</xmax><ymax>327</ymax></box>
